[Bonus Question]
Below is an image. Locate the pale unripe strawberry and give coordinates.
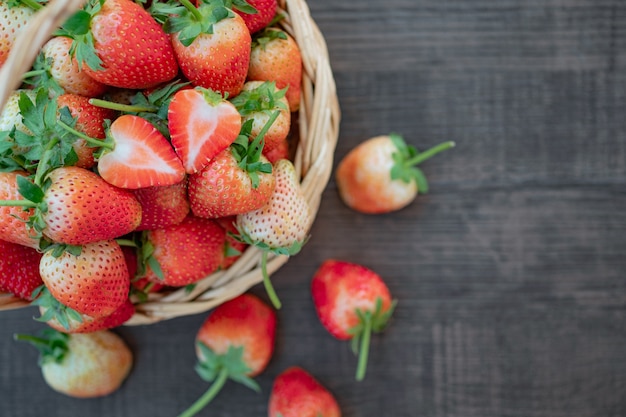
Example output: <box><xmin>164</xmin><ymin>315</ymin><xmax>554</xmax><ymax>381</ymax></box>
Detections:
<box><xmin>19</xmin><ymin>330</ymin><xmax>133</xmax><ymax>398</ymax></box>
<box><xmin>0</xmin><ymin>2</ymin><xmax>35</xmax><ymax>67</ymax></box>
<box><xmin>236</xmin><ymin>159</ymin><xmax>311</xmax><ymax>309</ymax></box>
<box><xmin>0</xmin><ymin>89</ymin><xmax>36</xmax><ymax>134</ymax></box>
<box><xmin>236</xmin><ymin>159</ymin><xmax>311</xmax><ymax>249</ymax></box>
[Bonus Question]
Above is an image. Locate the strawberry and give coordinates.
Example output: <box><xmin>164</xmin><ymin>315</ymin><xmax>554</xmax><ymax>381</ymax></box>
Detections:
<box><xmin>38</xmin><ymin>166</ymin><xmax>142</xmax><ymax>245</ymax></box>
<box><xmin>177</xmin><ymin>293</ymin><xmax>276</xmax><ymax>417</ymax></box>
<box><xmin>168</xmin><ymin>87</ymin><xmax>241</xmax><ymax>174</ymax></box>
<box><xmin>248</xmin><ymin>28</ymin><xmax>302</xmax><ymax>112</ymax></box>
<box><xmin>95</xmin><ymin>114</ymin><xmax>186</xmax><ymax>189</ymax></box>
<box><xmin>263</xmin><ymin>134</ymin><xmax>290</xmax><ymax>163</ymax></box>
<box><xmin>159</xmin><ymin>0</ymin><xmax>251</xmax><ymax>96</ymax></box>
<box><xmin>25</xmin><ymin>36</ymin><xmax>108</xmax><ymax>97</ymax></box>
<box><xmin>187</xmin><ymin>113</ymin><xmax>277</xmax><ymax>218</ymax></box>
<box><xmin>230</xmin><ymin>0</ymin><xmax>277</xmax><ymax>34</ymax></box>
<box><xmin>133</xmin><ymin>180</ymin><xmax>190</xmax><ymax>231</ymax></box>
<box><xmin>60</xmin><ymin>0</ymin><xmax>178</xmax><ymax>89</ymax></box>
<box><xmin>0</xmin><ymin>238</ymin><xmax>43</xmax><ymax>300</ymax></box>
<box><xmin>230</xmin><ymin>81</ymin><xmax>290</xmax><ymax>155</ymax></box>
<box><xmin>0</xmin><ymin>171</ymin><xmax>39</xmax><ymax>248</ymax></box>
<box><xmin>236</xmin><ymin>158</ymin><xmax>311</xmax><ymax>308</ymax></box>
<box><xmin>38</xmin><ymin>239</ymin><xmax>131</xmax><ymax>318</ymax></box>
<box><xmin>16</xmin><ymin>329</ymin><xmax>133</xmax><ymax>398</ymax></box>
<box><xmin>0</xmin><ymin>1</ymin><xmax>35</xmax><ymax>67</ymax></box>
<box><xmin>268</xmin><ymin>366</ymin><xmax>342</xmax><ymax>417</ymax></box>
<box><xmin>0</xmin><ymin>89</ymin><xmax>35</xmax><ymax>135</ymax></box>
<box><xmin>56</xmin><ymin>93</ymin><xmax>116</xmax><ymax>169</ymax></box>
<box><xmin>37</xmin><ymin>292</ymin><xmax>135</xmax><ymax>334</ymax></box>
<box><xmin>335</xmin><ymin>134</ymin><xmax>455</xmax><ymax>214</ymax></box>
<box><xmin>311</xmin><ymin>259</ymin><xmax>396</xmax><ymax>381</ymax></box>
<box><xmin>141</xmin><ymin>214</ymin><xmax>226</xmax><ymax>287</ymax></box>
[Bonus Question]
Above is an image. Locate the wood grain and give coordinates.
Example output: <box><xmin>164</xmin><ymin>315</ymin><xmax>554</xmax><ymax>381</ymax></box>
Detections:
<box><xmin>1</xmin><ymin>0</ymin><xmax>625</xmax><ymax>416</ymax></box>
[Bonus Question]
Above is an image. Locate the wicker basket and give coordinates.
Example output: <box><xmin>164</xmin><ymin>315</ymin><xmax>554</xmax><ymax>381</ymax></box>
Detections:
<box><xmin>0</xmin><ymin>0</ymin><xmax>340</xmax><ymax>325</ymax></box>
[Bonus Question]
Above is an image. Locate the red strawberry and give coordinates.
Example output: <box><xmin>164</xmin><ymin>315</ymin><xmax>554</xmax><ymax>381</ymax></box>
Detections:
<box><xmin>120</xmin><ymin>245</ymin><xmax>165</xmax><ymax>296</ymax></box>
<box><xmin>268</xmin><ymin>367</ymin><xmax>342</xmax><ymax>417</ymax></box>
<box><xmin>39</xmin><ymin>240</ymin><xmax>131</xmax><ymax>318</ymax></box>
<box><xmin>231</xmin><ymin>0</ymin><xmax>277</xmax><ymax>34</ymax></box>
<box><xmin>187</xmin><ymin>119</ymin><xmax>276</xmax><ymax>218</ymax></box>
<box><xmin>0</xmin><ymin>238</ymin><xmax>43</xmax><ymax>301</ymax></box>
<box><xmin>236</xmin><ymin>159</ymin><xmax>311</xmax><ymax>308</ymax></box>
<box><xmin>62</xmin><ymin>0</ymin><xmax>178</xmax><ymax>89</ymax></box>
<box><xmin>33</xmin><ymin>36</ymin><xmax>109</xmax><ymax>97</ymax></box>
<box><xmin>0</xmin><ymin>2</ymin><xmax>35</xmax><ymax>67</ymax></box>
<box><xmin>248</xmin><ymin>28</ymin><xmax>302</xmax><ymax>112</ymax></box>
<box><xmin>56</xmin><ymin>93</ymin><xmax>116</xmax><ymax>169</ymax></box>
<box><xmin>162</xmin><ymin>0</ymin><xmax>251</xmax><ymax>96</ymax></box>
<box><xmin>142</xmin><ymin>215</ymin><xmax>226</xmax><ymax>287</ymax></box>
<box><xmin>97</xmin><ymin>114</ymin><xmax>186</xmax><ymax>189</ymax></box>
<box><xmin>39</xmin><ymin>166</ymin><xmax>142</xmax><ymax>245</ymax></box>
<box><xmin>133</xmin><ymin>180</ymin><xmax>190</xmax><ymax>231</ymax></box>
<box><xmin>16</xmin><ymin>329</ymin><xmax>133</xmax><ymax>398</ymax></box>
<box><xmin>336</xmin><ymin>134</ymin><xmax>455</xmax><ymax>214</ymax></box>
<box><xmin>177</xmin><ymin>293</ymin><xmax>276</xmax><ymax>417</ymax></box>
<box><xmin>263</xmin><ymin>135</ymin><xmax>290</xmax><ymax>163</ymax></box>
<box><xmin>230</xmin><ymin>81</ymin><xmax>291</xmax><ymax>155</ymax></box>
<box><xmin>168</xmin><ymin>88</ymin><xmax>241</xmax><ymax>174</ymax></box>
<box><xmin>0</xmin><ymin>171</ymin><xmax>40</xmax><ymax>248</ymax></box>
<box><xmin>311</xmin><ymin>259</ymin><xmax>396</xmax><ymax>381</ymax></box>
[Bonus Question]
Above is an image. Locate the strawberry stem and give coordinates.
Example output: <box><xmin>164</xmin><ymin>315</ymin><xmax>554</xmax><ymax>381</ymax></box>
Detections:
<box><xmin>56</xmin><ymin>120</ymin><xmax>114</xmax><ymax>150</ymax></box>
<box><xmin>405</xmin><ymin>141</ymin><xmax>455</xmax><ymax>166</ymax></box>
<box><xmin>356</xmin><ymin>314</ymin><xmax>373</xmax><ymax>381</ymax></box>
<box><xmin>0</xmin><ymin>200</ymin><xmax>37</xmax><ymax>208</ymax></box>
<box><xmin>179</xmin><ymin>0</ymin><xmax>204</xmax><ymax>21</ymax></box>
<box><xmin>20</xmin><ymin>0</ymin><xmax>43</xmax><ymax>10</ymax></box>
<box><xmin>21</xmin><ymin>69</ymin><xmax>47</xmax><ymax>79</ymax></box>
<box><xmin>89</xmin><ymin>98</ymin><xmax>157</xmax><ymax>113</ymax></box>
<box><xmin>261</xmin><ymin>251</ymin><xmax>282</xmax><ymax>309</ymax></box>
<box><xmin>177</xmin><ymin>367</ymin><xmax>229</xmax><ymax>417</ymax></box>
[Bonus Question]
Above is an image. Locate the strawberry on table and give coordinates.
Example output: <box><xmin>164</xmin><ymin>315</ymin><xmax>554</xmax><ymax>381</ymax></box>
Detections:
<box><xmin>335</xmin><ymin>133</ymin><xmax>455</xmax><ymax>214</ymax></box>
<box><xmin>248</xmin><ymin>28</ymin><xmax>302</xmax><ymax>112</ymax></box>
<box><xmin>59</xmin><ymin>0</ymin><xmax>178</xmax><ymax>89</ymax></box>
<box><xmin>311</xmin><ymin>259</ymin><xmax>396</xmax><ymax>381</ymax></box>
<box><xmin>0</xmin><ymin>238</ymin><xmax>43</xmax><ymax>301</ymax></box>
<box><xmin>268</xmin><ymin>366</ymin><xmax>342</xmax><ymax>417</ymax></box>
<box><xmin>177</xmin><ymin>293</ymin><xmax>276</xmax><ymax>417</ymax></box>
<box><xmin>236</xmin><ymin>158</ymin><xmax>312</xmax><ymax>309</ymax></box>
<box><xmin>16</xmin><ymin>329</ymin><xmax>133</xmax><ymax>398</ymax></box>
<box><xmin>38</xmin><ymin>239</ymin><xmax>131</xmax><ymax>319</ymax></box>
<box><xmin>141</xmin><ymin>214</ymin><xmax>226</xmax><ymax>287</ymax></box>
<box><xmin>168</xmin><ymin>87</ymin><xmax>241</xmax><ymax>174</ymax></box>
<box><xmin>156</xmin><ymin>0</ymin><xmax>251</xmax><ymax>97</ymax></box>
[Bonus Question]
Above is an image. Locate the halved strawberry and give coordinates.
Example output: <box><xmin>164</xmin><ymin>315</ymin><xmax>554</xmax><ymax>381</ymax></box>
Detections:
<box><xmin>168</xmin><ymin>88</ymin><xmax>241</xmax><ymax>174</ymax></box>
<box><xmin>97</xmin><ymin>114</ymin><xmax>186</xmax><ymax>189</ymax></box>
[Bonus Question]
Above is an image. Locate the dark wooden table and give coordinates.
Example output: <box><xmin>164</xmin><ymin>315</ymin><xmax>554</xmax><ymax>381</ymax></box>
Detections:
<box><xmin>2</xmin><ymin>0</ymin><xmax>625</xmax><ymax>416</ymax></box>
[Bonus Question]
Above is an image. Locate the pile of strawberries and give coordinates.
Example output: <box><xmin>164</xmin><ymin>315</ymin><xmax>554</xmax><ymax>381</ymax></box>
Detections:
<box><xmin>0</xmin><ymin>0</ymin><xmax>411</xmax><ymax>415</ymax></box>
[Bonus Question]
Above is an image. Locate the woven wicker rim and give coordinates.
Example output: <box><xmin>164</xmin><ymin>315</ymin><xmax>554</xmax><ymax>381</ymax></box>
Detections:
<box><xmin>0</xmin><ymin>0</ymin><xmax>341</xmax><ymax>325</ymax></box>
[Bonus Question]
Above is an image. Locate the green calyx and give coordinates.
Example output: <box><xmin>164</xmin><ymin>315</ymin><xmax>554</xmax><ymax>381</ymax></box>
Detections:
<box><xmin>8</xmin><ymin>0</ymin><xmax>44</xmax><ymax>10</ymax></box>
<box><xmin>56</xmin><ymin>0</ymin><xmax>104</xmax><ymax>72</ymax></box>
<box><xmin>348</xmin><ymin>297</ymin><xmax>397</xmax><ymax>381</ymax></box>
<box><xmin>389</xmin><ymin>133</ymin><xmax>455</xmax><ymax>194</ymax></box>
<box><xmin>155</xmin><ymin>0</ymin><xmax>234</xmax><ymax>47</ymax></box>
<box><xmin>229</xmin><ymin>109</ymin><xmax>279</xmax><ymax>188</ymax></box>
<box><xmin>30</xmin><ymin>285</ymin><xmax>84</xmax><ymax>332</ymax></box>
<box><xmin>252</xmin><ymin>27</ymin><xmax>288</xmax><ymax>50</ymax></box>
<box><xmin>14</xmin><ymin>327</ymin><xmax>70</xmax><ymax>367</ymax></box>
<box><xmin>229</xmin><ymin>81</ymin><xmax>288</xmax><ymax>116</ymax></box>
<box><xmin>177</xmin><ymin>343</ymin><xmax>259</xmax><ymax>417</ymax></box>
<box><xmin>21</xmin><ymin>54</ymin><xmax>64</xmax><ymax>97</ymax></box>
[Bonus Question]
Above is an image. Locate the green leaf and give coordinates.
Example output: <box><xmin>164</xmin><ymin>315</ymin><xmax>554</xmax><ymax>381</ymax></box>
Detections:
<box><xmin>16</xmin><ymin>175</ymin><xmax>43</xmax><ymax>203</ymax></box>
<box><xmin>61</xmin><ymin>10</ymin><xmax>92</xmax><ymax>35</ymax></box>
